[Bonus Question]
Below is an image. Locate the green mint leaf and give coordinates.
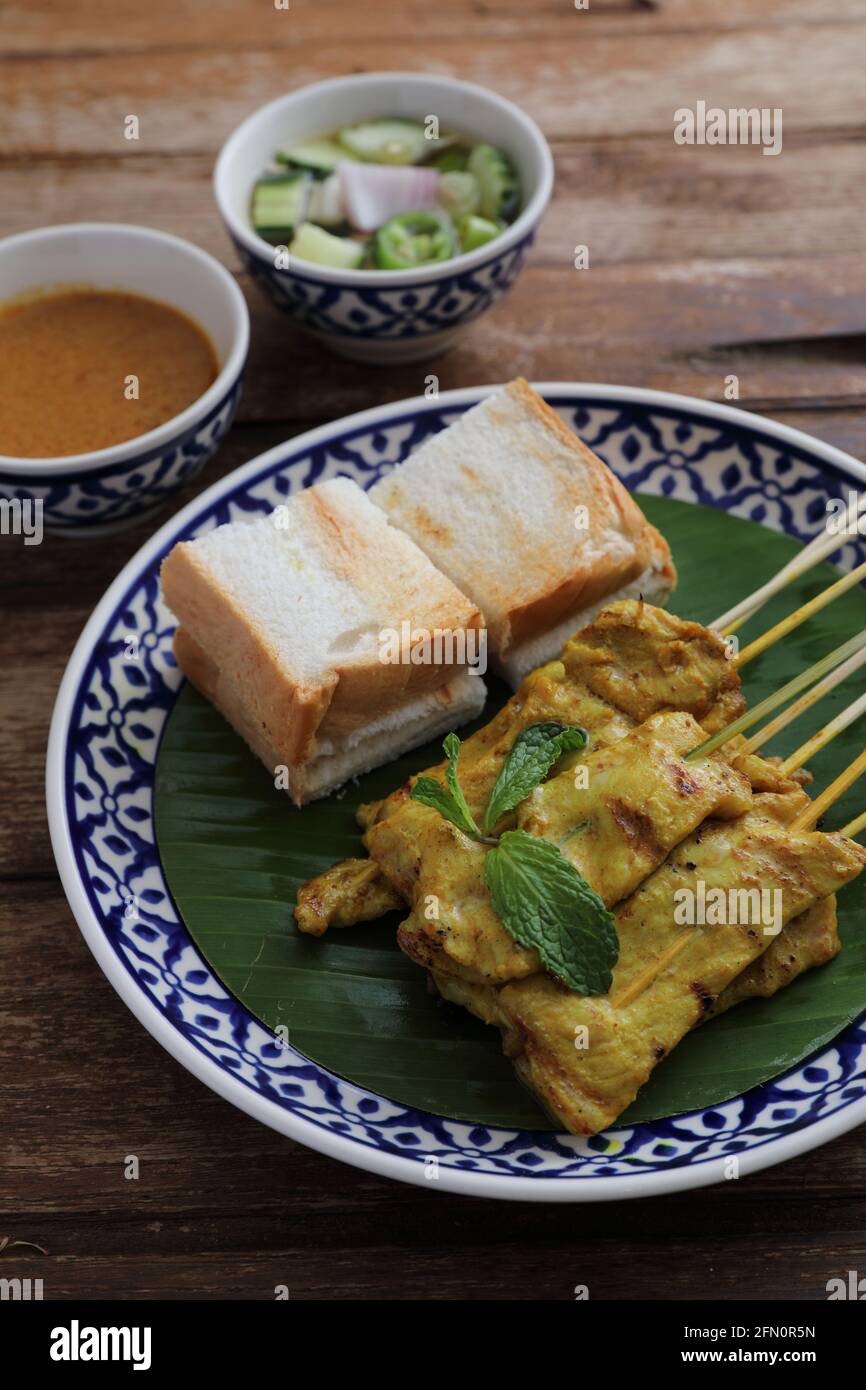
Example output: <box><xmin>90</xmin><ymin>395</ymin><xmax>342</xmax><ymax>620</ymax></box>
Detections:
<box><xmin>483</xmin><ymin>722</ymin><xmax>587</xmax><ymax>833</ymax></box>
<box><xmin>410</xmin><ymin>734</ymin><xmax>479</xmax><ymax>838</ymax></box>
<box><xmin>484</xmin><ymin>829</ymin><xmax>618</xmax><ymax>994</ymax></box>
<box><xmin>443</xmin><ymin>732</ymin><xmax>480</xmax><ymax>836</ymax></box>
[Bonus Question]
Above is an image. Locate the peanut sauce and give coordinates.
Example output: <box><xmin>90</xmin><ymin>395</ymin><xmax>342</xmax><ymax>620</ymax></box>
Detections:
<box><xmin>0</xmin><ymin>288</ymin><xmax>218</xmax><ymax>457</ymax></box>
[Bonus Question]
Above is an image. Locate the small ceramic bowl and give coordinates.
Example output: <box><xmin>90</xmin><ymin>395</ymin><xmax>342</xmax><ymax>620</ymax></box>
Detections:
<box><xmin>0</xmin><ymin>223</ymin><xmax>249</xmax><ymax>534</ymax></box>
<box><xmin>214</xmin><ymin>72</ymin><xmax>554</xmax><ymax>365</ymax></box>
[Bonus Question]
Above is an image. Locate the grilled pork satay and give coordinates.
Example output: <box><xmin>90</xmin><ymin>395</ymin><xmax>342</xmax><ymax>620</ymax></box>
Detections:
<box><xmin>559</xmin><ymin>600</ymin><xmax>743</xmax><ymax>734</ymax></box>
<box><xmin>701</xmin><ymin>768</ymin><xmax>840</xmax><ymax>1014</ymax></box>
<box><xmin>429</xmin><ymin>898</ymin><xmax>841</xmax><ymax>1030</ymax></box>
<box><xmin>387</xmin><ymin>710</ymin><xmax>752</xmax><ymax>986</ymax></box>
<box><xmin>523</xmin><ymin>731</ymin><xmax>841</xmax><ymax>1012</ymax></box>
<box><xmin>296</xmin><ymin>601</ymin><xmax>743</xmax><ymax>935</ymax></box>
<box><xmin>295</xmin><ymin>597</ymin><xmax>841</xmax><ymax>1022</ymax></box>
<box><xmin>434</xmin><ymin>896</ymin><xmax>843</xmax><ymax>1033</ymax></box>
<box><xmin>434</xmin><ymin>777</ymin><xmax>841</xmax><ymax>1032</ymax></box>
<box><xmin>707</xmin><ymin>896</ymin><xmax>840</xmax><ymax>1017</ymax></box>
<box><xmin>293</xmin><ymin>858</ymin><xmax>402</xmax><ymax>938</ymax></box>
<box><xmin>464</xmin><ymin>814</ymin><xmax>866</xmax><ymax>1135</ymax></box>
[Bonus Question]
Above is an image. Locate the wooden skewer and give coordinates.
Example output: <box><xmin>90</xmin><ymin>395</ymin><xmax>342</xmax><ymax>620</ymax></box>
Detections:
<box><xmin>712</xmin><ymin>491</ymin><xmax>866</xmax><ymax>634</ymax></box>
<box><xmin>780</xmin><ymin>691</ymin><xmax>866</xmax><ymax>775</ymax></box>
<box><xmin>687</xmin><ymin>631</ymin><xmax>866</xmax><ymax>761</ymax></box>
<box><xmin>734</xmin><ymin>559</ymin><xmax>866</xmax><ymax>669</ymax></box>
<box><xmin>841</xmin><ymin>808</ymin><xmax>866</xmax><ymax>839</ymax></box>
<box><xmin>739</xmin><ymin>646</ymin><xmax>866</xmax><ymax>756</ymax></box>
<box><xmin>789</xmin><ymin>747</ymin><xmax>866</xmax><ymax>831</ymax></box>
<box><xmin>610</xmin><ymin>934</ymin><xmax>693</xmax><ymax>1010</ymax></box>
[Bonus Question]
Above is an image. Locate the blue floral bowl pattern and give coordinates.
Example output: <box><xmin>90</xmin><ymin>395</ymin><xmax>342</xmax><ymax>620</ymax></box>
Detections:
<box><xmin>1</xmin><ymin>378</ymin><xmax>243</xmax><ymax>533</ymax></box>
<box><xmin>234</xmin><ymin>231</ymin><xmax>536</xmax><ymax>363</ymax></box>
<box><xmin>47</xmin><ymin>385</ymin><xmax>866</xmax><ymax>1201</ymax></box>
<box><xmin>213</xmin><ymin>71</ymin><xmax>554</xmax><ymax>366</ymax></box>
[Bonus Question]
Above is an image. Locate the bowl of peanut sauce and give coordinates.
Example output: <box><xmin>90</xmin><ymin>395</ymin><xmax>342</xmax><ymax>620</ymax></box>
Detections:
<box><xmin>0</xmin><ymin>223</ymin><xmax>249</xmax><ymax>534</ymax></box>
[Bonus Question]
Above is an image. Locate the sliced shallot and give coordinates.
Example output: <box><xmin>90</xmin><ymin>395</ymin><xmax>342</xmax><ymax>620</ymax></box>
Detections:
<box><xmin>339</xmin><ymin>161</ymin><xmax>440</xmax><ymax>233</ymax></box>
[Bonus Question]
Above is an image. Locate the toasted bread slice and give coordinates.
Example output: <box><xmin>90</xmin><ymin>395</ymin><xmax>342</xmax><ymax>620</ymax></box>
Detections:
<box><xmin>370</xmin><ymin>379</ymin><xmax>675</xmax><ymax>684</ymax></box>
<box><xmin>161</xmin><ymin>477</ymin><xmax>486</xmax><ymax>803</ymax></box>
<box><xmin>173</xmin><ymin>628</ymin><xmax>486</xmax><ymax>804</ymax></box>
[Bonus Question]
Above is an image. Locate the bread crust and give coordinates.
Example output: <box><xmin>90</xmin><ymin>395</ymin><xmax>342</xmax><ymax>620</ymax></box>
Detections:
<box><xmin>161</xmin><ymin>478</ymin><xmax>485</xmax><ymax>761</ymax></box>
<box><xmin>172</xmin><ymin>627</ymin><xmax>486</xmax><ymax>806</ymax></box>
<box><xmin>464</xmin><ymin>380</ymin><xmax>676</xmax><ymax>651</ymax></box>
<box><xmin>162</xmin><ymin>543</ymin><xmax>333</xmax><ymax>766</ymax></box>
<box><xmin>372</xmin><ymin>378</ymin><xmax>676</xmax><ymax>657</ymax></box>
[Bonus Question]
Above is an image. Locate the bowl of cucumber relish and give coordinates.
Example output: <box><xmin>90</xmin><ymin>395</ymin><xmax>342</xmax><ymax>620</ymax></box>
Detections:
<box><xmin>214</xmin><ymin>72</ymin><xmax>553</xmax><ymax>364</ymax></box>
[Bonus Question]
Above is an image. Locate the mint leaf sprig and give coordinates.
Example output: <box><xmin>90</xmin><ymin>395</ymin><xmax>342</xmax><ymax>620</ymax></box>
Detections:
<box><xmin>484</xmin><ymin>721</ymin><xmax>587</xmax><ymax>833</ymax></box>
<box><xmin>484</xmin><ymin>831</ymin><xmax>618</xmax><ymax>996</ymax></box>
<box><xmin>410</xmin><ymin>732</ymin><xmax>480</xmax><ymax>838</ymax></box>
<box><xmin>409</xmin><ymin>722</ymin><xmax>618</xmax><ymax>994</ymax></box>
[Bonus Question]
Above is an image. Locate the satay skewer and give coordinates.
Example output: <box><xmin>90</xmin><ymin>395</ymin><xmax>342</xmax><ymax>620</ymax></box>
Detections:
<box><xmin>841</xmin><ymin>808</ymin><xmax>866</xmax><ymax>839</ymax></box>
<box><xmin>611</xmin><ymin>750</ymin><xmax>866</xmax><ymax>1012</ymax></box>
<box><xmin>789</xmin><ymin>748</ymin><xmax>866</xmax><ymax>831</ymax></box>
<box><xmin>687</xmin><ymin>631</ymin><xmax>866</xmax><ymax>761</ymax></box>
<box><xmin>780</xmin><ymin>691</ymin><xmax>866</xmax><ymax>776</ymax></box>
<box><xmin>712</xmin><ymin>490</ymin><xmax>866</xmax><ymax>634</ymax></box>
<box><xmin>739</xmin><ymin>645</ymin><xmax>866</xmax><ymax>756</ymax></box>
<box><xmin>734</xmin><ymin>559</ymin><xmax>866</xmax><ymax>669</ymax></box>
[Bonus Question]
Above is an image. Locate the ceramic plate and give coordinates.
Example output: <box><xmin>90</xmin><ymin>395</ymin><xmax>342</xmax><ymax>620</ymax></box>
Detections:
<box><xmin>47</xmin><ymin>384</ymin><xmax>866</xmax><ymax>1201</ymax></box>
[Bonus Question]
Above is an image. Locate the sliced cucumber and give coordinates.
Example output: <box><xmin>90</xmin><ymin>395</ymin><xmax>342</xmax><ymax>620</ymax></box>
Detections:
<box><xmin>337</xmin><ymin>118</ymin><xmax>430</xmax><ymax>166</ymax></box>
<box><xmin>276</xmin><ymin>139</ymin><xmax>348</xmax><ymax>176</ymax></box>
<box><xmin>307</xmin><ymin>172</ymin><xmax>345</xmax><ymax>228</ymax></box>
<box><xmin>437</xmin><ymin>171</ymin><xmax>481</xmax><ymax>220</ymax></box>
<box><xmin>288</xmin><ymin>222</ymin><xmax>365</xmax><ymax>270</ymax></box>
<box><xmin>251</xmin><ymin>172</ymin><xmax>312</xmax><ymax>244</ymax></box>
<box><xmin>432</xmin><ymin>147</ymin><xmax>469</xmax><ymax>174</ymax></box>
<box><xmin>467</xmin><ymin>143</ymin><xmax>520</xmax><ymax>222</ymax></box>
<box><xmin>457</xmin><ymin>213</ymin><xmax>504</xmax><ymax>252</ymax></box>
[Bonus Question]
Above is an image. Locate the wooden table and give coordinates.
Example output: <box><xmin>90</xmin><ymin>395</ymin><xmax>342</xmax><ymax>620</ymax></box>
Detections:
<box><xmin>3</xmin><ymin>0</ymin><xmax>866</xmax><ymax>1301</ymax></box>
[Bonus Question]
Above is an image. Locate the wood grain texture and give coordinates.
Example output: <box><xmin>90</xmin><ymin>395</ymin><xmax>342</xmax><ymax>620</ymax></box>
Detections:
<box><xmin>3</xmin><ymin>0</ymin><xmax>866</xmax><ymax>1302</ymax></box>
<box><xmin>4</xmin><ymin>25</ymin><xmax>865</xmax><ymax>157</ymax></box>
<box><xmin>5</xmin><ymin>1</ymin><xmax>866</xmax><ymax>56</ymax></box>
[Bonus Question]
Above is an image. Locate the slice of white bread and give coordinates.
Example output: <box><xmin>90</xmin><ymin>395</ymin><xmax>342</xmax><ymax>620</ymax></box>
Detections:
<box><xmin>370</xmin><ymin>379</ymin><xmax>676</xmax><ymax>686</ymax></box>
<box><xmin>173</xmin><ymin>627</ymin><xmax>486</xmax><ymax>804</ymax></box>
<box><xmin>161</xmin><ymin>477</ymin><xmax>486</xmax><ymax>805</ymax></box>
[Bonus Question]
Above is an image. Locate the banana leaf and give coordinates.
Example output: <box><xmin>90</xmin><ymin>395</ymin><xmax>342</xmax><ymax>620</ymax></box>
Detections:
<box><xmin>155</xmin><ymin>496</ymin><xmax>866</xmax><ymax>1129</ymax></box>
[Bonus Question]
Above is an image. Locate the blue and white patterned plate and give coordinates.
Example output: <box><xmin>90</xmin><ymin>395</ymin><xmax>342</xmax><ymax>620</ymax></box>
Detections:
<box><xmin>47</xmin><ymin>384</ymin><xmax>866</xmax><ymax>1202</ymax></box>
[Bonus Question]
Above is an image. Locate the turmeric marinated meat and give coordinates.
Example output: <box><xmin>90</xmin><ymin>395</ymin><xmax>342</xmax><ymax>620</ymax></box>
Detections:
<box><xmin>298</xmin><ymin>600</ymin><xmax>746</xmax><ymax>938</ymax></box>
<box><xmin>388</xmin><ymin>710</ymin><xmax>754</xmax><ymax>986</ymax></box>
<box><xmin>293</xmin><ymin>599</ymin><xmax>863</xmax><ymax>1134</ymax></box>
<box><xmin>294</xmin><ymin>857</ymin><xmax>402</xmax><ymax>937</ymax></box>
<box><xmin>480</xmin><ymin>809</ymin><xmax>865</xmax><ymax>1134</ymax></box>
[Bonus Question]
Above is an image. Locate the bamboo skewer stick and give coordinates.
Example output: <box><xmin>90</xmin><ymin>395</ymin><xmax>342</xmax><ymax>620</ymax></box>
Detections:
<box><xmin>789</xmin><ymin>748</ymin><xmax>866</xmax><ymax>831</ymax></box>
<box><xmin>610</xmin><ymin>935</ymin><xmax>693</xmax><ymax>1011</ymax></box>
<box><xmin>712</xmin><ymin>491</ymin><xmax>866</xmax><ymax>634</ymax></box>
<box><xmin>780</xmin><ymin>691</ymin><xmax>866</xmax><ymax>776</ymax></box>
<box><xmin>738</xmin><ymin>646</ymin><xmax>866</xmax><ymax>756</ymax></box>
<box><xmin>686</xmin><ymin>631</ymin><xmax>866</xmax><ymax>761</ymax></box>
<box><xmin>734</xmin><ymin>561</ymin><xmax>866</xmax><ymax>669</ymax></box>
<box><xmin>841</xmin><ymin>808</ymin><xmax>866</xmax><ymax>839</ymax></box>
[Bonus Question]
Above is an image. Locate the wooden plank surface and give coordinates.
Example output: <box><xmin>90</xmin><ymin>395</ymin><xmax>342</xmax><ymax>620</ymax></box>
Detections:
<box><xmin>3</xmin><ymin>0</ymin><xmax>866</xmax><ymax>1302</ymax></box>
<box><xmin>5</xmin><ymin>1</ymin><xmax>866</xmax><ymax>55</ymax></box>
<box><xmin>4</xmin><ymin>24</ymin><xmax>866</xmax><ymax>155</ymax></box>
